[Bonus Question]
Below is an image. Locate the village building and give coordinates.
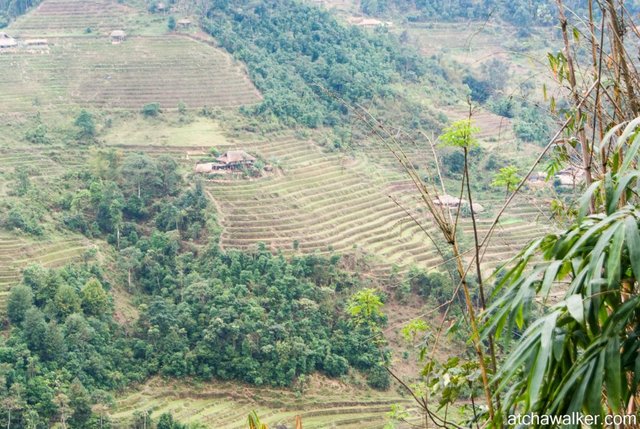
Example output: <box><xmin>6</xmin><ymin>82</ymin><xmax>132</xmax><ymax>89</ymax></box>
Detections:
<box><xmin>346</xmin><ymin>17</ymin><xmax>393</xmax><ymax>28</ymax></box>
<box><xmin>0</xmin><ymin>32</ymin><xmax>17</xmax><ymax>49</ymax></box>
<box><xmin>432</xmin><ymin>194</ymin><xmax>484</xmax><ymax>213</ymax></box>
<box><xmin>554</xmin><ymin>166</ymin><xmax>584</xmax><ymax>187</ymax></box>
<box><xmin>195</xmin><ymin>150</ymin><xmax>257</xmax><ymax>173</ymax></box>
<box><xmin>110</xmin><ymin>30</ymin><xmax>127</xmax><ymax>44</ymax></box>
<box><xmin>177</xmin><ymin>18</ymin><xmax>192</xmax><ymax>29</ymax></box>
<box><xmin>155</xmin><ymin>2</ymin><xmax>166</xmax><ymax>12</ymax></box>
<box><xmin>216</xmin><ymin>150</ymin><xmax>256</xmax><ymax>168</ymax></box>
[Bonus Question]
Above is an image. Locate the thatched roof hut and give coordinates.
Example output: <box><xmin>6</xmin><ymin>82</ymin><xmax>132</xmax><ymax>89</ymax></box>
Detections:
<box><xmin>432</xmin><ymin>194</ymin><xmax>467</xmax><ymax>208</ymax></box>
<box><xmin>195</xmin><ymin>162</ymin><xmax>224</xmax><ymax>173</ymax></box>
<box><xmin>216</xmin><ymin>150</ymin><xmax>256</xmax><ymax>166</ymax></box>
<box><xmin>0</xmin><ymin>32</ymin><xmax>17</xmax><ymax>49</ymax></box>
<box><xmin>177</xmin><ymin>18</ymin><xmax>192</xmax><ymax>27</ymax></box>
<box><xmin>110</xmin><ymin>30</ymin><xmax>126</xmax><ymax>43</ymax></box>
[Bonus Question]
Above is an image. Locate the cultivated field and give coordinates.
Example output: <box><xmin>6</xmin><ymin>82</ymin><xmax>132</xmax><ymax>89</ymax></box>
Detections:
<box><xmin>112</xmin><ymin>376</ymin><xmax>419</xmax><ymax>428</ymax></box>
<box><xmin>0</xmin><ymin>36</ymin><xmax>260</xmax><ymax>112</ymax></box>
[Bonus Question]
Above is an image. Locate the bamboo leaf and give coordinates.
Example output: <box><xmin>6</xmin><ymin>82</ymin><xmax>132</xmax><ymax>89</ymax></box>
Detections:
<box><xmin>566</xmin><ymin>294</ymin><xmax>584</xmax><ymax>324</ymax></box>
<box><xmin>624</xmin><ymin>215</ymin><xmax>640</xmax><ymax>279</ymax></box>
<box><xmin>529</xmin><ymin>313</ymin><xmax>558</xmax><ymax>407</ymax></box>
<box><xmin>605</xmin><ymin>336</ymin><xmax>622</xmax><ymax>412</ymax></box>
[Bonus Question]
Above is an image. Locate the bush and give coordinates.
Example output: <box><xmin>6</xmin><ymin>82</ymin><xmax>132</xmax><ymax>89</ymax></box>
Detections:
<box><xmin>366</xmin><ymin>365</ymin><xmax>390</xmax><ymax>390</ymax></box>
<box><xmin>141</xmin><ymin>103</ymin><xmax>161</xmax><ymax>117</ymax></box>
<box><xmin>5</xmin><ymin>205</ymin><xmax>44</xmax><ymax>235</ymax></box>
<box><xmin>24</xmin><ymin>123</ymin><xmax>50</xmax><ymax>145</ymax></box>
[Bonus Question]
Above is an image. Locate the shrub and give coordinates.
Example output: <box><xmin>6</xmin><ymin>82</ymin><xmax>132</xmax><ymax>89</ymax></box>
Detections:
<box><xmin>366</xmin><ymin>365</ymin><xmax>390</xmax><ymax>390</ymax></box>
<box><xmin>24</xmin><ymin>123</ymin><xmax>50</xmax><ymax>145</ymax></box>
<box><xmin>141</xmin><ymin>103</ymin><xmax>161</xmax><ymax>117</ymax></box>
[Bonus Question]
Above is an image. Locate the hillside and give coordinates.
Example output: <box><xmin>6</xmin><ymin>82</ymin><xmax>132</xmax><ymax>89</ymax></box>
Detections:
<box><xmin>0</xmin><ymin>0</ymin><xmax>563</xmax><ymax>427</ymax></box>
<box><xmin>1</xmin><ymin>0</ymin><xmax>260</xmax><ymax>112</ymax></box>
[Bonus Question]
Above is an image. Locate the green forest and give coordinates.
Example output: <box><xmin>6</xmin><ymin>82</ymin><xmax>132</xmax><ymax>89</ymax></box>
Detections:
<box><xmin>2</xmin><ymin>154</ymin><xmax>391</xmax><ymax>427</ymax></box>
<box><xmin>204</xmin><ymin>0</ymin><xmax>453</xmax><ymax>128</ymax></box>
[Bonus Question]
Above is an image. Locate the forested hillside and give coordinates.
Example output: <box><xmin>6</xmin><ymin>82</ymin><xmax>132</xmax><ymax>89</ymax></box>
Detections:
<box><xmin>204</xmin><ymin>0</ymin><xmax>455</xmax><ymax>127</ymax></box>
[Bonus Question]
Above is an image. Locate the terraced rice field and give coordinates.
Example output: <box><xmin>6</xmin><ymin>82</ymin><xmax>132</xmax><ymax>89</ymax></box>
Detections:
<box><xmin>112</xmin><ymin>377</ymin><xmax>418</xmax><ymax>428</ymax></box>
<box><xmin>0</xmin><ymin>234</ymin><xmax>93</xmax><ymax>310</ymax></box>
<box><xmin>10</xmin><ymin>0</ymin><xmax>149</xmax><ymax>36</ymax></box>
<box><xmin>0</xmin><ymin>35</ymin><xmax>260</xmax><ymax>112</ymax></box>
<box><xmin>202</xmin><ymin>133</ymin><xmax>554</xmax><ymax>273</ymax></box>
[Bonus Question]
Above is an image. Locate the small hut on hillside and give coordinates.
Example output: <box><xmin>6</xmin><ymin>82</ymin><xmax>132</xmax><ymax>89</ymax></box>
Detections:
<box><xmin>432</xmin><ymin>194</ymin><xmax>484</xmax><ymax>213</ymax></box>
<box><xmin>195</xmin><ymin>150</ymin><xmax>257</xmax><ymax>174</ymax></box>
<box><xmin>216</xmin><ymin>150</ymin><xmax>256</xmax><ymax>168</ymax></box>
<box><xmin>0</xmin><ymin>32</ymin><xmax>17</xmax><ymax>49</ymax></box>
<box><xmin>110</xmin><ymin>30</ymin><xmax>127</xmax><ymax>44</ymax></box>
<box><xmin>177</xmin><ymin>18</ymin><xmax>192</xmax><ymax>29</ymax></box>
<box><xmin>433</xmin><ymin>194</ymin><xmax>466</xmax><ymax>209</ymax></box>
<box><xmin>554</xmin><ymin>167</ymin><xmax>584</xmax><ymax>187</ymax></box>
<box><xmin>155</xmin><ymin>2</ymin><xmax>166</xmax><ymax>12</ymax></box>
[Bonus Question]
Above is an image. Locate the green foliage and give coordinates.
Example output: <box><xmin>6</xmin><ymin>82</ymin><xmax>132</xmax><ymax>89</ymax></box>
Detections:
<box><xmin>400</xmin><ymin>318</ymin><xmax>428</xmax><ymax>343</ymax></box>
<box><xmin>167</xmin><ymin>15</ymin><xmax>176</xmax><ymax>31</ymax></box>
<box><xmin>366</xmin><ymin>365</ymin><xmax>390</xmax><ymax>390</ymax></box>
<box><xmin>4</xmin><ymin>202</ymin><xmax>44</xmax><ymax>235</ymax></box>
<box><xmin>203</xmin><ymin>0</ymin><xmax>441</xmax><ymax>127</ymax></box>
<box><xmin>81</xmin><ymin>278</ymin><xmax>109</xmax><ymax>316</ymax></box>
<box><xmin>363</xmin><ymin>1</ymin><xmax>602</xmax><ymax>27</ymax></box>
<box><xmin>141</xmin><ymin>103</ymin><xmax>161</xmax><ymax>117</ymax></box>
<box><xmin>484</xmin><ymin>120</ymin><xmax>640</xmax><ymax>425</ymax></box>
<box><xmin>53</xmin><ymin>284</ymin><xmax>82</xmax><ymax>318</ymax></box>
<box><xmin>439</xmin><ymin>119</ymin><xmax>479</xmax><ymax>149</ymax></box>
<box><xmin>24</xmin><ymin>123</ymin><xmax>50</xmax><ymax>145</ymax></box>
<box><xmin>347</xmin><ymin>288</ymin><xmax>384</xmax><ymax>324</ymax></box>
<box><xmin>74</xmin><ymin>109</ymin><xmax>96</xmax><ymax>141</ymax></box>
<box><xmin>14</xmin><ymin>166</ymin><xmax>31</xmax><ymax>197</ymax></box>
<box><xmin>514</xmin><ymin>105</ymin><xmax>551</xmax><ymax>144</ymax></box>
<box><xmin>491</xmin><ymin>165</ymin><xmax>521</xmax><ymax>196</ymax></box>
<box><xmin>7</xmin><ymin>284</ymin><xmax>33</xmax><ymax>324</ymax></box>
<box><xmin>0</xmin><ymin>0</ymin><xmax>42</xmax><ymax>19</ymax></box>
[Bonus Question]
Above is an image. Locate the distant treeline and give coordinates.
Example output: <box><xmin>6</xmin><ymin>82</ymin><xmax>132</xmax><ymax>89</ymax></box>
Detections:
<box><xmin>361</xmin><ymin>0</ymin><xmax>640</xmax><ymax>26</ymax></box>
<box><xmin>0</xmin><ymin>0</ymin><xmax>40</xmax><ymax>26</ymax></box>
<box><xmin>203</xmin><ymin>0</ymin><xmax>450</xmax><ymax>127</ymax></box>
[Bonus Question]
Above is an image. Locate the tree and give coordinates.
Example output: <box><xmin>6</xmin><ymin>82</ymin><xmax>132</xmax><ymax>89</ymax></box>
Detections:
<box><xmin>121</xmin><ymin>154</ymin><xmax>161</xmax><ymax>200</ymax></box>
<box><xmin>68</xmin><ymin>380</ymin><xmax>92</xmax><ymax>429</ymax></box>
<box><xmin>167</xmin><ymin>16</ymin><xmax>176</xmax><ymax>31</ymax></box>
<box><xmin>74</xmin><ymin>110</ymin><xmax>96</xmax><ymax>141</ymax></box>
<box><xmin>7</xmin><ymin>284</ymin><xmax>33</xmax><ymax>324</ymax></box>
<box><xmin>491</xmin><ymin>165</ymin><xmax>520</xmax><ymax>198</ymax></box>
<box><xmin>484</xmin><ymin>121</ymin><xmax>640</xmax><ymax>424</ymax></box>
<box><xmin>2</xmin><ymin>384</ymin><xmax>26</xmax><ymax>429</ymax></box>
<box><xmin>53</xmin><ymin>284</ymin><xmax>81</xmax><ymax>319</ymax></box>
<box><xmin>22</xmin><ymin>307</ymin><xmax>47</xmax><ymax>353</ymax></box>
<box><xmin>156</xmin><ymin>155</ymin><xmax>181</xmax><ymax>195</ymax></box>
<box><xmin>347</xmin><ymin>288</ymin><xmax>384</xmax><ymax>325</ymax></box>
<box><xmin>81</xmin><ymin>278</ymin><xmax>109</xmax><ymax>316</ymax></box>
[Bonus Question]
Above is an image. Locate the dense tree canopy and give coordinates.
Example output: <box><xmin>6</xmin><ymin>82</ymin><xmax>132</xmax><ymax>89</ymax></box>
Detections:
<box><xmin>203</xmin><ymin>0</ymin><xmax>447</xmax><ymax>127</ymax></box>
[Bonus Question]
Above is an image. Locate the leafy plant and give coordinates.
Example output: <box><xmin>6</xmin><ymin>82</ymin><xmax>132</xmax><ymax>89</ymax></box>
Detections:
<box><xmin>484</xmin><ymin>119</ymin><xmax>640</xmax><ymax>425</ymax></box>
